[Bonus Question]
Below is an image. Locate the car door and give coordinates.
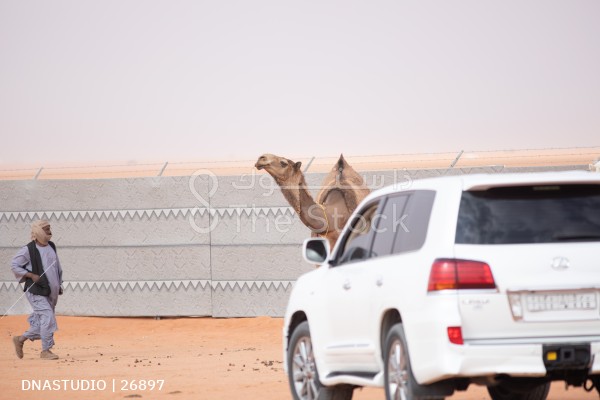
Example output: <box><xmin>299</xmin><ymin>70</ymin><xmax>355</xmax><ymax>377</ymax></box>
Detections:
<box><xmin>319</xmin><ymin>199</ymin><xmax>385</xmax><ymax>373</ymax></box>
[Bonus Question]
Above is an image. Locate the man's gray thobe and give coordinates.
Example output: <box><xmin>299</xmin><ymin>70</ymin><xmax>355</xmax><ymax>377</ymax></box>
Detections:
<box><xmin>11</xmin><ymin>243</ymin><xmax>63</xmax><ymax>351</ymax></box>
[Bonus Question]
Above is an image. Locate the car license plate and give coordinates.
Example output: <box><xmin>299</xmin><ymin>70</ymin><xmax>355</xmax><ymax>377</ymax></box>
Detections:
<box><xmin>508</xmin><ymin>290</ymin><xmax>600</xmax><ymax>322</ymax></box>
<box><xmin>526</xmin><ymin>292</ymin><xmax>597</xmax><ymax>312</ymax></box>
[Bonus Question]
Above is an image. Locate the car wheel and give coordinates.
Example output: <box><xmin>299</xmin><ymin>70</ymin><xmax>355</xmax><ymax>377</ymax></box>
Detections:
<box><xmin>487</xmin><ymin>382</ymin><xmax>550</xmax><ymax>400</ymax></box>
<box><xmin>287</xmin><ymin>321</ymin><xmax>353</xmax><ymax>400</ymax></box>
<box><xmin>590</xmin><ymin>375</ymin><xmax>600</xmax><ymax>396</ymax></box>
<box><xmin>384</xmin><ymin>323</ymin><xmax>443</xmax><ymax>400</ymax></box>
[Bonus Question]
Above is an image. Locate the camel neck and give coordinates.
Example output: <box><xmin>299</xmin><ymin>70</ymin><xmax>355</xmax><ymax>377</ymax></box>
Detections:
<box><xmin>274</xmin><ymin>171</ymin><xmax>327</xmax><ymax>234</ymax></box>
<box><xmin>276</xmin><ymin>174</ymin><xmax>303</xmax><ymax>214</ymax></box>
<box><xmin>296</xmin><ymin>174</ymin><xmax>327</xmax><ymax>234</ymax></box>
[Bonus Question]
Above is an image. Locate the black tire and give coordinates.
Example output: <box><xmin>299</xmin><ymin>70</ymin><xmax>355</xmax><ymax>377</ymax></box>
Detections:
<box><xmin>287</xmin><ymin>321</ymin><xmax>353</xmax><ymax>400</ymax></box>
<box><xmin>594</xmin><ymin>376</ymin><xmax>600</xmax><ymax>396</ymax></box>
<box><xmin>487</xmin><ymin>382</ymin><xmax>550</xmax><ymax>400</ymax></box>
<box><xmin>384</xmin><ymin>323</ymin><xmax>445</xmax><ymax>400</ymax></box>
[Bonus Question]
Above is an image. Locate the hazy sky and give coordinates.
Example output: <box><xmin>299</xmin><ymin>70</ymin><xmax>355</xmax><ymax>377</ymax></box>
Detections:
<box><xmin>1</xmin><ymin>0</ymin><xmax>599</xmax><ymax>165</ymax></box>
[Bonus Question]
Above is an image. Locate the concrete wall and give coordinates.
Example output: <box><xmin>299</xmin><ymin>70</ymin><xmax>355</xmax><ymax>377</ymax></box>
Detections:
<box><xmin>0</xmin><ymin>165</ymin><xmax>587</xmax><ymax>317</ymax></box>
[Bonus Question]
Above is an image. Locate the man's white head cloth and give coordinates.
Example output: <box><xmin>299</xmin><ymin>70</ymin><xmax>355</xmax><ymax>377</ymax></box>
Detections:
<box><xmin>31</xmin><ymin>220</ymin><xmax>52</xmax><ymax>245</ymax></box>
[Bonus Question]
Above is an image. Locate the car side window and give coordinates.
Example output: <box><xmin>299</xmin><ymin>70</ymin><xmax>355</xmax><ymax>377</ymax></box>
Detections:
<box><xmin>392</xmin><ymin>190</ymin><xmax>436</xmax><ymax>254</ymax></box>
<box><xmin>336</xmin><ymin>200</ymin><xmax>383</xmax><ymax>265</ymax></box>
<box><xmin>370</xmin><ymin>194</ymin><xmax>410</xmax><ymax>258</ymax></box>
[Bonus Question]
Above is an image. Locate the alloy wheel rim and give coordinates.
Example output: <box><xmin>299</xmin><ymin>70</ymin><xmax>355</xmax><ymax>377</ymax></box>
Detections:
<box><xmin>388</xmin><ymin>338</ymin><xmax>409</xmax><ymax>400</ymax></box>
<box><xmin>292</xmin><ymin>336</ymin><xmax>319</xmax><ymax>400</ymax></box>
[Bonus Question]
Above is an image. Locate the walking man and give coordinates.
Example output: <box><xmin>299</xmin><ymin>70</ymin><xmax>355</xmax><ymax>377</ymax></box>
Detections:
<box><xmin>11</xmin><ymin>220</ymin><xmax>63</xmax><ymax>360</ymax></box>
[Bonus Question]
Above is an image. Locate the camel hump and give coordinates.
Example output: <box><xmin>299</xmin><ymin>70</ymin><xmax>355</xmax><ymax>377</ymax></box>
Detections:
<box><xmin>317</xmin><ymin>155</ymin><xmax>370</xmax><ymax>215</ymax></box>
<box><xmin>333</xmin><ymin>154</ymin><xmax>364</xmax><ymax>186</ymax></box>
<box><xmin>337</xmin><ymin>154</ymin><xmax>347</xmax><ymax>172</ymax></box>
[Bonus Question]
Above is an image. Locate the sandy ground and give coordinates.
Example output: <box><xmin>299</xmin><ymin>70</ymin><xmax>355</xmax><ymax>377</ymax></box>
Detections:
<box><xmin>1</xmin><ymin>316</ymin><xmax>598</xmax><ymax>400</ymax></box>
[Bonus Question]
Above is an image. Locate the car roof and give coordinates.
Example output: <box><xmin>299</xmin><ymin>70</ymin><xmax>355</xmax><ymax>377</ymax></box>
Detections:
<box><xmin>363</xmin><ymin>170</ymin><xmax>600</xmax><ymax>203</ymax></box>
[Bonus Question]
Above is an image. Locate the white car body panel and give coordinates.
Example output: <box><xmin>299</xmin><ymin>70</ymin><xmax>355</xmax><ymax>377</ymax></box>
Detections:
<box><xmin>283</xmin><ymin>171</ymin><xmax>600</xmax><ymax>391</ymax></box>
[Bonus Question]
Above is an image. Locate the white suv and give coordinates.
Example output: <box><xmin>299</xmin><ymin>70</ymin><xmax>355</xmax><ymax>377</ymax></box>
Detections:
<box><xmin>283</xmin><ymin>171</ymin><xmax>600</xmax><ymax>400</ymax></box>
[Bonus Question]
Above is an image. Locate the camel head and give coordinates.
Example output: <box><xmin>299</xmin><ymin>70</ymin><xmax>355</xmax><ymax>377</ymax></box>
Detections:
<box><xmin>255</xmin><ymin>154</ymin><xmax>302</xmax><ymax>182</ymax></box>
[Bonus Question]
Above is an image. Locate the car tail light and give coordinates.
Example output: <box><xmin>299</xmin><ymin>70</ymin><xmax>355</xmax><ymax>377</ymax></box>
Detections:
<box><xmin>428</xmin><ymin>259</ymin><xmax>496</xmax><ymax>292</ymax></box>
<box><xmin>447</xmin><ymin>326</ymin><xmax>464</xmax><ymax>345</ymax></box>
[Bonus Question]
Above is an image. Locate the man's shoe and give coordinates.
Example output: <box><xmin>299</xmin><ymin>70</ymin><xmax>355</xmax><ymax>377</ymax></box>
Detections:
<box><xmin>40</xmin><ymin>350</ymin><xmax>59</xmax><ymax>360</ymax></box>
<box><xmin>13</xmin><ymin>336</ymin><xmax>24</xmax><ymax>359</ymax></box>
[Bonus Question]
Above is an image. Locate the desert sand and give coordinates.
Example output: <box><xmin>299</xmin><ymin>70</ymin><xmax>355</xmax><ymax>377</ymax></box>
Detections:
<box><xmin>1</xmin><ymin>315</ymin><xmax>597</xmax><ymax>400</ymax></box>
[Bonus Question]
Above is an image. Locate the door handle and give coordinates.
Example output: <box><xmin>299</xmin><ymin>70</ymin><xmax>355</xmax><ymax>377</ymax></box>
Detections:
<box><xmin>343</xmin><ymin>280</ymin><xmax>351</xmax><ymax>290</ymax></box>
<box><xmin>376</xmin><ymin>277</ymin><xmax>383</xmax><ymax>287</ymax></box>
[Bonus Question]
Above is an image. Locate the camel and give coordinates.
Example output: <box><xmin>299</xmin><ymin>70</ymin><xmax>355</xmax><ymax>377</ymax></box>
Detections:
<box><xmin>255</xmin><ymin>153</ymin><xmax>370</xmax><ymax>248</ymax></box>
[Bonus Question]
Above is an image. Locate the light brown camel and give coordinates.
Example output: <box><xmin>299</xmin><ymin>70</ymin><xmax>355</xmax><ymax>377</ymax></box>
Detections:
<box><xmin>255</xmin><ymin>153</ymin><xmax>370</xmax><ymax>247</ymax></box>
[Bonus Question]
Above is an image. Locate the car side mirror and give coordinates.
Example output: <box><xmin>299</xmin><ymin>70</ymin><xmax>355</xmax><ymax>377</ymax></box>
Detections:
<box><xmin>302</xmin><ymin>238</ymin><xmax>330</xmax><ymax>265</ymax></box>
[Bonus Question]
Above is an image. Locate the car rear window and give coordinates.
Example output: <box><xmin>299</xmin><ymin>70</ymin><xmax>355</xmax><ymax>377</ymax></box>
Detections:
<box><xmin>455</xmin><ymin>184</ymin><xmax>600</xmax><ymax>244</ymax></box>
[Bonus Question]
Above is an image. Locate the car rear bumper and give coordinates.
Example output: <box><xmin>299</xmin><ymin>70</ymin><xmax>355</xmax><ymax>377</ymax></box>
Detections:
<box><xmin>416</xmin><ymin>339</ymin><xmax>600</xmax><ymax>384</ymax></box>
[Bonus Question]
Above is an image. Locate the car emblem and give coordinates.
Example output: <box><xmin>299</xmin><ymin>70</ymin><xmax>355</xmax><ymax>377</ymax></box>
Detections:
<box><xmin>551</xmin><ymin>257</ymin><xmax>570</xmax><ymax>271</ymax></box>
